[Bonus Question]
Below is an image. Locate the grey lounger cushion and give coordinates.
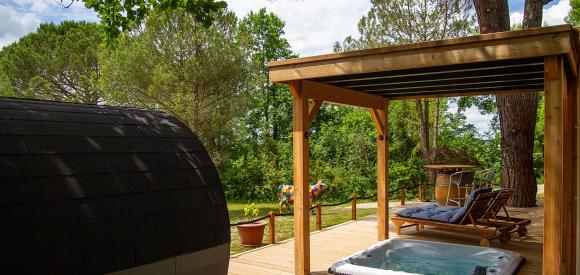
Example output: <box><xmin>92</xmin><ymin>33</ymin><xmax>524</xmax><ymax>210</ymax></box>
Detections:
<box><xmin>395</xmin><ymin>188</ymin><xmax>492</xmax><ymax>224</ymax></box>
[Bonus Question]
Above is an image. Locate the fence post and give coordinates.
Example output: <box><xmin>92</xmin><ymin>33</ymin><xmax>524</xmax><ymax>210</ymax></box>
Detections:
<box><xmin>418</xmin><ymin>182</ymin><xmax>424</xmax><ymax>202</ymax></box>
<box><xmin>400</xmin><ymin>186</ymin><xmax>405</xmax><ymax>205</ymax></box>
<box><xmin>269</xmin><ymin>211</ymin><xmax>275</xmax><ymax>244</ymax></box>
<box><xmin>422</xmin><ymin>182</ymin><xmax>426</xmax><ymax>201</ymax></box>
<box><xmin>351</xmin><ymin>195</ymin><xmax>357</xmax><ymax>220</ymax></box>
<box><xmin>316</xmin><ymin>202</ymin><xmax>322</xmax><ymax>231</ymax></box>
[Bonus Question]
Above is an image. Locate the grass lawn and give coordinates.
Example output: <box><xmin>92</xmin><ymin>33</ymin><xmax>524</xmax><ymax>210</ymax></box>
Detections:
<box><xmin>227</xmin><ymin>200</ymin><xmax>377</xmax><ymax>254</ymax></box>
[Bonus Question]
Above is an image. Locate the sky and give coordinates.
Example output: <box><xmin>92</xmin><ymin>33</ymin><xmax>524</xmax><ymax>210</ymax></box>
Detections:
<box><xmin>0</xmin><ymin>0</ymin><xmax>572</xmax><ymax>132</ymax></box>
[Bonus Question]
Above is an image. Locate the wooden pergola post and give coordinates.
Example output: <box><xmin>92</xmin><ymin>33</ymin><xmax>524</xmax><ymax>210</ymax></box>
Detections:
<box><xmin>543</xmin><ymin>55</ymin><xmax>567</xmax><ymax>274</ymax></box>
<box><xmin>370</xmin><ymin>101</ymin><xmax>389</xmax><ymax>240</ymax></box>
<box><xmin>577</xmin><ymin>57</ymin><xmax>580</xmax><ymax>271</ymax></box>
<box><xmin>564</xmin><ymin>61</ymin><xmax>578</xmax><ymax>274</ymax></box>
<box><xmin>290</xmin><ymin>81</ymin><xmax>310</xmax><ymax>275</ymax></box>
<box><xmin>290</xmin><ymin>81</ymin><xmax>323</xmax><ymax>275</ymax></box>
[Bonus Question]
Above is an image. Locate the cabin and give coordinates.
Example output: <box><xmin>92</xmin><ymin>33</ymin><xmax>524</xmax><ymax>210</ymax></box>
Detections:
<box><xmin>0</xmin><ymin>98</ymin><xmax>230</xmax><ymax>274</ymax></box>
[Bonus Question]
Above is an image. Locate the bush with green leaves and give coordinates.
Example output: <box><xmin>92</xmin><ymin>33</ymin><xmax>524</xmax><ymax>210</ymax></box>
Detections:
<box><xmin>243</xmin><ymin>203</ymin><xmax>260</xmax><ymax>220</ymax></box>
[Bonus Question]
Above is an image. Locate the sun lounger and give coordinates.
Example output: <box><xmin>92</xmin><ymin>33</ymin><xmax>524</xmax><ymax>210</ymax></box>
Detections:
<box><xmin>391</xmin><ymin>188</ymin><xmax>515</xmax><ymax>247</ymax></box>
<box><xmin>481</xmin><ymin>189</ymin><xmax>531</xmax><ymax>239</ymax></box>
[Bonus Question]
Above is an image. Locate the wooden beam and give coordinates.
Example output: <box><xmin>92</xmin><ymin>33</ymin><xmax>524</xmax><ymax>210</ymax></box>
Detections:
<box><xmin>369</xmin><ymin>108</ymin><xmax>386</xmax><ymax>136</ymax></box>
<box><xmin>270</xmin><ymin>27</ymin><xmax>576</xmax><ymax>82</ymax></box>
<box><xmin>375</xmin><ymin>101</ymin><xmax>389</xmax><ymax>240</ymax></box>
<box><xmin>307</xmin><ymin>100</ymin><xmax>323</xmax><ymax>129</ymax></box>
<box><xmin>567</xmin><ymin>28</ymin><xmax>579</xmax><ymax>76</ymax></box>
<box><xmin>270</xmin><ymin>25</ymin><xmax>572</xmax><ymax>68</ymax></box>
<box><xmin>290</xmin><ymin>83</ymin><xmax>310</xmax><ymax>275</ymax></box>
<box><xmin>544</xmin><ymin>55</ymin><xmax>565</xmax><ymax>275</ymax></box>
<box><xmin>300</xmin><ymin>80</ymin><xmax>386</xmax><ymax>110</ymax></box>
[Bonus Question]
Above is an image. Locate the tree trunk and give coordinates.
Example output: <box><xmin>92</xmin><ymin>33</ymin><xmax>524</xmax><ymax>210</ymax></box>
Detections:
<box><xmin>417</xmin><ymin>99</ymin><xmax>437</xmax><ymax>186</ymax></box>
<box><xmin>433</xmin><ymin>98</ymin><xmax>440</xmax><ymax>149</ymax></box>
<box><xmin>496</xmin><ymin>93</ymin><xmax>538</xmax><ymax>206</ymax></box>
<box><xmin>523</xmin><ymin>0</ymin><xmax>553</xmax><ymax>28</ymax></box>
<box><xmin>473</xmin><ymin>0</ymin><xmax>510</xmax><ymax>34</ymax></box>
<box><xmin>473</xmin><ymin>0</ymin><xmax>544</xmax><ymax>207</ymax></box>
<box><xmin>416</xmin><ymin>99</ymin><xmax>430</xmax><ymax>161</ymax></box>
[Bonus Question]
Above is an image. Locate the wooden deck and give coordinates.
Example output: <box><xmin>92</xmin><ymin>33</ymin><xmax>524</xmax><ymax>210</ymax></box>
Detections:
<box><xmin>228</xmin><ymin>201</ymin><xmax>543</xmax><ymax>274</ymax></box>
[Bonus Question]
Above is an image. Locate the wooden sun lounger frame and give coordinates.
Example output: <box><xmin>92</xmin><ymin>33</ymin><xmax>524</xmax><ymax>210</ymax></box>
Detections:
<box><xmin>391</xmin><ymin>191</ymin><xmax>516</xmax><ymax>247</ymax></box>
<box><xmin>481</xmin><ymin>189</ymin><xmax>532</xmax><ymax>238</ymax></box>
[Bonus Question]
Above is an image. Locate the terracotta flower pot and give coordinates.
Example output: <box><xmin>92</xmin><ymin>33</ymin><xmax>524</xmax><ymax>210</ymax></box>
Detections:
<box><xmin>237</xmin><ymin>221</ymin><xmax>266</xmax><ymax>246</ymax></box>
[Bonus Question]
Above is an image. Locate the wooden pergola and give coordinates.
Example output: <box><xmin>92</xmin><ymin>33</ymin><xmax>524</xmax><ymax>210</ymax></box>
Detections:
<box><xmin>268</xmin><ymin>25</ymin><xmax>579</xmax><ymax>275</ymax></box>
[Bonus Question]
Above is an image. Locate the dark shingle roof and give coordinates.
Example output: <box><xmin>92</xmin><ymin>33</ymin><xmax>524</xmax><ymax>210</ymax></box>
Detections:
<box><xmin>0</xmin><ymin>98</ymin><xmax>230</xmax><ymax>274</ymax></box>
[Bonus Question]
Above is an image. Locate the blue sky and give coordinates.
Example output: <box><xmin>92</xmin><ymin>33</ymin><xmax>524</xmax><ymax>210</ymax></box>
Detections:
<box><xmin>0</xmin><ymin>0</ymin><xmax>571</xmax><ymax>55</ymax></box>
<box><xmin>0</xmin><ymin>0</ymin><xmax>571</xmax><ymax>132</ymax></box>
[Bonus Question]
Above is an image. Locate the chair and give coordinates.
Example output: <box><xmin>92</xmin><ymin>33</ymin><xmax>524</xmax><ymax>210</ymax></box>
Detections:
<box><xmin>470</xmin><ymin>169</ymin><xmax>495</xmax><ymax>193</ymax></box>
<box><xmin>391</xmin><ymin>188</ymin><xmax>515</xmax><ymax>247</ymax></box>
<box><xmin>446</xmin><ymin>170</ymin><xmax>475</xmax><ymax>206</ymax></box>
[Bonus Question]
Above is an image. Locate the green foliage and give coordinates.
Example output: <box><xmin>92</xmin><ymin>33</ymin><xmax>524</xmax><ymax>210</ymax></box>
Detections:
<box><xmin>243</xmin><ymin>203</ymin><xmax>260</xmax><ymax>220</ymax></box>
<box><xmin>334</xmin><ymin>0</ymin><xmax>476</xmax><ymax>51</ymax></box>
<box><xmin>221</xmin><ymin>140</ymin><xmax>293</xmax><ymax>200</ymax></box>
<box><xmin>427</xmin><ymin>146</ymin><xmax>481</xmax><ymax>166</ymax></box>
<box><xmin>0</xmin><ymin>21</ymin><xmax>102</xmax><ymax>104</ymax></box>
<box><xmin>0</xmin><ymin>4</ymin><xmax>547</xmax><ymax>204</ymax></box>
<box><xmin>534</xmin><ymin>94</ymin><xmax>545</xmax><ymax>184</ymax></box>
<box><xmin>329</xmin><ymin>0</ymin><xmax>482</xmax><ymax>199</ymax></box>
<box><xmin>455</xmin><ymin>93</ymin><xmax>545</xmax><ymax>183</ymax></box>
<box><xmin>219</xmin><ymin>9</ymin><xmax>297</xmax><ymax>200</ymax></box>
<box><xmin>99</xmin><ymin>9</ymin><xmax>251</xmax><ymax>165</ymax></box>
<box><xmin>310</xmin><ymin>107</ymin><xmax>378</xmax><ymax>199</ymax></box>
<box><xmin>82</xmin><ymin>0</ymin><xmax>227</xmax><ymax>43</ymax></box>
<box><xmin>567</xmin><ymin>0</ymin><xmax>580</xmax><ymax>26</ymax></box>
<box><xmin>237</xmin><ymin>8</ymin><xmax>296</xmax><ymax>142</ymax></box>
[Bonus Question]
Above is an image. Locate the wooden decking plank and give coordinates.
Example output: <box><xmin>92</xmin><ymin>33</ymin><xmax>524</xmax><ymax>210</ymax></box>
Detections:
<box><xmin>228</xmin><ymin>201</ymin><xmax>543</xmax><ymax>275</ymax></box>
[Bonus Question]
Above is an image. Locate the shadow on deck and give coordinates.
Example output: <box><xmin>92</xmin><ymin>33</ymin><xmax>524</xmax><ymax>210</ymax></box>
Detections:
<box><xmin>228</xmin><ymin>201</ymin><xmax>543</xmax><ymax>274</ymax></box>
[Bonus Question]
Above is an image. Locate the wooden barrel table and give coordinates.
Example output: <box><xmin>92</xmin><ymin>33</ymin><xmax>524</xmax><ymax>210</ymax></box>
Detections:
<box><xmin>435</xmin><ymin>173</ymin><xmax>466</xmax><ymax>206</ymax></box>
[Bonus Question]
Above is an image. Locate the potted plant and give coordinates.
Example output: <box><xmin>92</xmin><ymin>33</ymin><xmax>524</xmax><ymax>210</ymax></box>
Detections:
<box><xmin>236</xmin><ymin>203</ymin><xmax>266</xmax><ymax>246</ymax></box>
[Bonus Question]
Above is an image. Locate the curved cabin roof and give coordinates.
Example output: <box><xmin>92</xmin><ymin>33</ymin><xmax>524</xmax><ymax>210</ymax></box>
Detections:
<box><xmin>268</xmin><ymin>25</ymin><xmax>580</xmax><ymax>100</ymax></box>
<box><xmin>0</xmin><ymin>98</ymin><xmax>230</xmax><ymax>274</ymax></box>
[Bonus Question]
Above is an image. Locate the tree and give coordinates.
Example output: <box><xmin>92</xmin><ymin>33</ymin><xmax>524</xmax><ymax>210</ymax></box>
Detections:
<box><xmin>238</xmin><ymin>8</ymin><xmax>296</xmax><ymax>142</ymax></box>
<box><xmin>0</xmin><ymin>21</ymin><xmax>102</xmax><ymax>104</ymax></box>
<box><xmin>472</xmin><ymin>0</ymin><xmax>551</xmax><ymax>207</ymax></box>
<box><xmin>334</xmin><ymin>0</ymin><xmax>476</xmax><ymax>52</ymax></box>
<box><xmin>335</xmin><ymin>0</ymin><xmax>477</xmax><ymax>181</ymax></box>
<box><xmin>70</xmin><ymin>0</ymin><xmax>227</xmax><ymax>42</ymax></box>
<box><xmin>566</xmin><ymin>0</ymin><xmax>580</xmax><ymax>25</ymax></box>
<box><xmin>221</xmin><ymin>9</ymin><xmax>298</xmax><ymax>199</ymax></box>
<box><xmin>99</xmin><ymin>9</ymin><xmax>251</xmax><ymax>166</ymax></box>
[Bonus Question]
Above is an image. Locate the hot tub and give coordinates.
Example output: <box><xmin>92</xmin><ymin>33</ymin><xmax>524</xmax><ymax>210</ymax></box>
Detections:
<box><xmin>329</xmin><ymin>239</ymin><xmax>524</xmax><ymax>275</ymax></box>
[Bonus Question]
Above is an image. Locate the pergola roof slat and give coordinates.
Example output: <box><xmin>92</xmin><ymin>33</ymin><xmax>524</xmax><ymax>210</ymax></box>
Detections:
<box><xmin>375</xmin><ymin>83</ymin><xmax>545</xmax><ymax>99</ymax></box>
<box><xmin>361</xmin><ymin>76</ymin><xmax>544</xmax><ymax>93</ymax></box>
<box><xmin>342</xmin><ymin>72</ymin><xmax>544</xmax><ymax>91</ymax></box>
<box><xmin>336</xmin><ymin>70</ymin><xmax>544</xmax><ymax>89</ymax></box>
<box><xmin>316</xmin><ymin>57</ymin><xmax>544</xmax><ymax>84</ymax></box>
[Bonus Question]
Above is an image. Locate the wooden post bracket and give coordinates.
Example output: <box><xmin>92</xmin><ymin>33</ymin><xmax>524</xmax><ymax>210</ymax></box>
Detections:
<box><xmin>307</xmin><ymin>100</ymin><xmax>323</xmax><ymax>129</ymax></box>
<box><xmin>369</xmin><ymin>108</ymin><xmax>387</xmax><ymax>137</ymax></box>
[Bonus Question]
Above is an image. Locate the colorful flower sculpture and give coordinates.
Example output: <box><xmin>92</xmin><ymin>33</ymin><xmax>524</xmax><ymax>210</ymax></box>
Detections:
<box><xmin>277</xmin><ymin>179</ymin><xmax>326</xmax><ymax>213</ymax></box>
